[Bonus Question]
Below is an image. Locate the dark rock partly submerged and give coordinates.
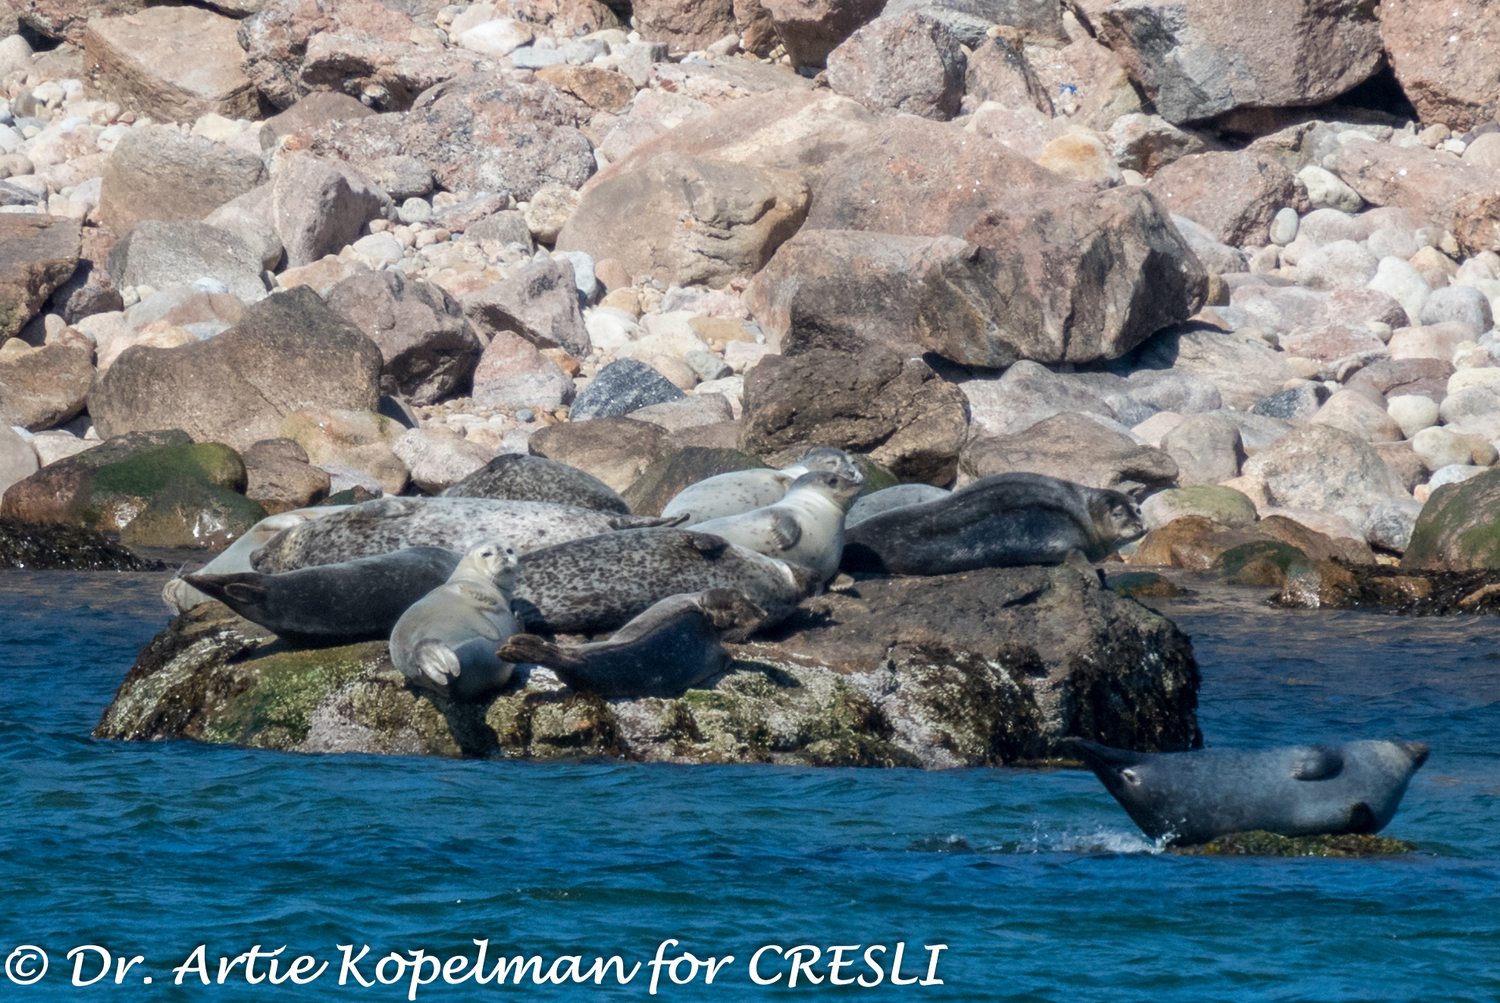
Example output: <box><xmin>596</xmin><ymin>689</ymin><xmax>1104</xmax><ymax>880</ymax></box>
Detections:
<box><xmin>95</xmin><ymin>562</ymin><xmax>1201</xmax><ymax>767</ymax></box>
<box><xmin>1169</xmin><ymin>831</ymin><xmax>1417</xmax><ymax>858</ymax></box>
<box><xmin>0</xmin><ymin>517</ymin><xmax>163</xmax><ymax>571</ymax></box>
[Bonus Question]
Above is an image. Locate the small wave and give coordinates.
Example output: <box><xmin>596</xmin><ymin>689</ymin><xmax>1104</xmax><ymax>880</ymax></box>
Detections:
<box><xmin>988</xmin><ymin>822</ymin><xmax>1167</xmax><ymax>855</ymax></box>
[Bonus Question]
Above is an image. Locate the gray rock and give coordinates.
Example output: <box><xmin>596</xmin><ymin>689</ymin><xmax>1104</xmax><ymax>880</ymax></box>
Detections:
<box><xmin>826</xmin><ymin>11</ymin><xmax>966</xmax><ymax>121</ymax></box>
<box><xmin>510</xmin><ymin>46</ymin><xmax>568</xmax><ymax>68</ymax></box>
<box><xmin>1251</xmin><ymin>383</ymin><xmax>1328</xmax><ymax>422</ymax></box>
<box><xmin>846</xmin><ymin>483</ymin><xmax>950</xmax><ymax>527</ymax></box>
<box><xmin>1362</xmin><ymin>496</ymin><xmax>1422</xmax><ymax>552</ymax></box>
<box><xmin>1217</xmin><ymin>409</ymin><xmax>1293</xmax><ymax>453</ymax></box>
<box><xmin>398</xmin><ymin>197</ymin><xmax>433</xmax><ymax>224</ymax></box>
<box><xmin>961</xmin><ymin>410</ymin><xmax>1178</xmax><ymax>493</ymax></box>
<box><xmin>1170</xmin><ymin>214</ymin><xmax>1248</xmax><ymax>274</ymax></box>
<box><xmin>1160</xmin><ymin>412</ymin><xmax>1244</xmax><ymax>485</ymax></box>
<box><xmin>106</xmin><ymin>221</ymin><xmax>268</xmax><ymax>302</ymax></box>
<box><xmin>1420</xmin><ymin>284</ymin><xmax>1494</xmax><ymax>334</ymax></box>
<box><xmin>272</xmin><ymin>153</ymin><xmax>391</xmax><ymax>269</ymax></box>
<box><xmin>460</xmin><ymin>257</ymin><xmax>591</xmax><ymax>356</ymax></box>
<box><xmin>1296</xmin><ymin>239</ymin><xmax>1379</xmax><ymax>291</ymax></box>
<box><xmin>571</xmin><ymin>358</ymin><xmax>685</xmax><ymax>421</ymax></box>
<box><xmin>203</xmin><ymin>186</ymin><xmax>285</xmax><ymax>272</ymax></box>
<box><xmin>1298</xmin><ymin>208</ymin><xmax>1366</xmax><ymax>246</ymax></box>
<box><xmin>1268</xmin><ymin>206</ymin><xmax>1299</xmax><ymax>245</ymax></box>
<box><xmin>465</xmin><ymin>210</ymin><xmax>534</xmax><ymax>248</ymax></box>
<box><xmin>97</xmin><ymin>125</ymin><xmax>267</xmax><ymax>235</ymax></box>
<box><xmin>0</xmin><ymin>424</ymin><xmax>37</xmax><ymax>497</ymax></box>
<box><xmin>1241</xmin><ymin>424</ymin><xmax>1406</xmax><ymax>527</ymax></box>
<box><xmin>551</xmin><ymin>250</ymin><xmax>597</xmax><ymax>304</ymax></box>
<box><xmin>879</xmin><ymin>0</ymin><xmax>1066</xmax><ymax>48</ymax></box>
<box><xmin>1428</xmin><ymin>463</ymin><xmax>1485</xmax><ymax>490</ymax></box>
<box><xmin>1129</xmin><ymin>325</ymin><xmax>1299</xmax><ymax>410</ymax></box>
<box><xmin>962</xmin><ymin>360</ymin><xmax>1117</xmax><ymax>437</ymax></box>
<box><xmin>1125</xmin><ymin>369</ymin><xmax>1223</xmax><ymax>415</ymax></box>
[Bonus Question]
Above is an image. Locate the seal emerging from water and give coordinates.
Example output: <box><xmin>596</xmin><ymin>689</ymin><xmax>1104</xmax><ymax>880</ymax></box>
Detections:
<box><xmin>442</xmin><ymin>453</ymin><xmax>630</xmax><ymax>514</ymax></box>
<box><xmin>690</xmin><ymin>471</ymin><xmax>863</xmax><ymax>582</ymax></box>
<box><xmin>513</xmin><ymin>527</ymin><xmax>820</xmax><ymax>635</ymax></box>
<box><xmin>841</xmin><ymin>473</ymin><xmax>1144</xmax><ymax>575</ymax></box>
<box><xmin>250</xmin><ymin>497</ymin><xmax>680</xmax><ymax>573</ymax></box>
<box><xmin>184</xmin><ymin>546</ymin><xmax>462</xmax><ymax>645</ymax></box>
<box><xmin>391</xmin><ymin>540</ymin><xmax>520</xmax><ymax>702</ymax></box>
<box><xmin>499</xmin><ymin>588</ymin><xmax>767</xmax><ymax>699</ymax></box>
<box><xmin>1067</xmin><ymin>738</ymin><xmax>1431</xmax><ymax>846</ymax></box>
<box><xmin>660</xmin><ymin>447</ymin><xmax>862</xmax><ymax>526</ymax></box>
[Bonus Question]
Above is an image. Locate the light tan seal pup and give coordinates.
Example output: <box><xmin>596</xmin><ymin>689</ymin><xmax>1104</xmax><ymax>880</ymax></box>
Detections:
<box><xmin>659</xmin><ymin>447</ymin><xmax>862</xmax><ymax>526</ymax></box>
<box><xmin>390</xmin><ymin>540</ymin><xmax>520</xmax><ymax>702</ymax></box>
<box><xmin>251</xmin><ymin>496</ymin><xmax>681</xmax><ymax>574</ymax></box>
<box><xmin>499</xmin><ymin>589</ymin><xmax>766</xmax><ymax>699</ymax></box>
<box><xmin>688</xmin><ymin>471</ymin><xmax>863</xmax><ymax>582</ymax></box>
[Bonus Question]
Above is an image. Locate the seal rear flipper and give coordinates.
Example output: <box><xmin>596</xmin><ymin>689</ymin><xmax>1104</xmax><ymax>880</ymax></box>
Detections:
<box><xmin>685</xmin><ymin>531</ymin><xmax>730</xmax><ymax>557</ymax></box>
<box><xmin>1291</xmin><ymin>745</ymin><xmax>1344</xmax><ymax>781</ymax></box>
<box><xmin>414</xmin><ymin>640</ymin><xmax>460</xmax><ymax>686</ymax></box>
<box><xmin>498</xmin><ymin>634</ymin><xmax>586</xmax><ymax>670</ymax></box>
<box><xmin>700</xmin><ymin>588</ymin><xmax>766</xmax><ymax>638</ymax></box>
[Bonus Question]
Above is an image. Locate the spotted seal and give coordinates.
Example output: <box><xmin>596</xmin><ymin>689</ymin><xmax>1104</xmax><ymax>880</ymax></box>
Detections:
<box><xmin>659</xmin><ymin>447</ymin><xmax>862</xmax><ymax>526</ymax></box>
<box><xmin>442</xmin><ymin>453</ymin><xmax>630</xmax><ymax>514</ymax></box>
<box><xmin>1067</xmin><ymin>738</ymin><xmax>1431</xmax><ymax>846</ymax></box>
<box><xmin>846</xmin><ymin>484</ymin><xmax>950</xmax><ymax>528</ymax></box>
<box><xmin>250</xmin><ymin>496</ymin><xmax>681</xmax><ymax>574</ymax></box>
<box><xmin>390</xmin><ymin>540</ymin><xmax>520</xmax><ymax>701</ymax></box>
<box><xmin>499</xmin><ymin>589</ymin><xmax>766</xmax><ymax>699</ymax></box>
<box><xmin>162</xmin><ymin>506</ymin><xmax>351</xmax><ymax>613</ymax></box>
<box><xmin>512</xmin><ymin>528</ymin><xmax>820</xmax><ymax>636</ymax></box>
<box><xmin>689</xmin><ymin>471</ymin><xmax>862</xmax><ymax>582</ymax></box>
<box><xmin>184</xmin><ymin>546</ymin><xmax>462</xmax><ymax>645</ymax></box>
<box><xmin>841</xmin><ymin>473</ymin><xmax>1145</xmax><ymax>575</ymax></box>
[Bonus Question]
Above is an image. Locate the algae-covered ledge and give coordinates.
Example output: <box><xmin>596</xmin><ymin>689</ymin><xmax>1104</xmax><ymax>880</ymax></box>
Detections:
<box><xmin>96</xmin><ymin>563</ymin><xmax>1201</xmax><ymax>768</ymax></box>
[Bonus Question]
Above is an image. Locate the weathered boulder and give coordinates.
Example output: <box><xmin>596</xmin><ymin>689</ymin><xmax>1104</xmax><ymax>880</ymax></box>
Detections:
<box><xmin>326</xmin><ymin>270</ymin><xmax>481</xmax><ymax>405</ymax></box>
<box><xmin>106</xmin><ymin>222</ymin><xmax>268</xmax><ymax>303</ymax></box>
<box><xmin>470</xmin><ymin>330</ymin><xmax>574</xmax><ymax>409</ymax></box>
<box><xmin>960</xmin><ymin>361</ymin><xmax>1118</xmax><ymax>438</ymax></box>
<box><xmin>632</xmin><ymin>0</ymin><xmax>738</xmax><ymax>51</ymax></box>
<box><xmin>757</xmin><ymin>0</ymin><xmax>886</xmax><ymax>68</ymax></box>
<box><xmin>0</xmin><ymin>344</ymin><xmax>93</xmax><ymax>430</ymax></box>
<box><xmin>279</xmin><ymin>408</ymin><xmax>409</xmax><ymax>497</ymax></box>
<box><xmin>961</xmin><ymin>411</ymin><xmax>1178</xmax><ymax>492</ymax></box>
<box><xmin>242</xmin><ymin>438</ymin><xmax>332</xmax><ymax>514</ymax></box>
<box><xmin>392</xmin><ymin>426</ymin><xmax>493</xmax><ymax>494</ymax></box>
<box><xmin>460</xmin><ymin>257</ymin><xmax>590</xmax><ymax>356</ymax></box>
<box><xmin>528</xmin><ymin>416</ymin><xmax>668</xmax><ymax>493</ymax></box>
<box><xmin>826</xmin><ymin>11</ymin><xmax>966</xmax><ymax>121</ymax></box>
<box><xmin>90</xmin><ymin>287</ymin><xmax>382</xmax><ymax>451</ymax></box>
<box><xmin>1140</xmin><ymin>485</ymin><xmax>1258</xmax><ymax>529</ymax></box>
<box><xmin>13</xmin><ymin>0</ymin><xmax>145</xmax><ymax>46</ymax></box>
<box><xmin>83</xmin><ymin>7</ymin><xmax>261</xmax><ymax>123</ymax></box>
<box><xmin>1097</xmin><ymin>0</ymin><xmax>1382</xmax><ymax>125</ymax></box>
<box><xmin>1402</xmin><ymin>467</ymin><xmax>1500</xmax><ymax>571</ymax></box>
<box><xmin>1127</xmin><ymin>514</ymin><xmax>1374</xmax><ymax>570</ymax></box>
<box><xmin>0</xmin><ymin>426</ymin><xmax>37</xmax><ymax>500</ymax></box>
<box><xmin>97</xmin><ymin>127</ymin><xmax>267</xmax><ymax>235</ymax></box>
<box><xmin>1241</xmin><ymin>424</ymin><xmax>1407</xmax><ymax>528</ymax></box>
<box><xmin>1336</xmin><ymin>140</ymin><xmax>1500</xmax><ymax>255</ymax></box>
<box><xmin>271</xmin><ymin>154</ymin><xmax>390</xmax><ymax>268</ymax></box>
<box><xmin>739</xmin><ymin>346</ymin><xmax>968</xmax><ymax>484</ymax></box>
<box><xmin>555</xmin><ymin>154</ymin><xmax>808</xmax><ymax>289</ymax></box>
<box><xmin>0</xmin><ymin>214</ymin><xmax>80</xmax><ymax>340</ymax></box>
<box><xmin>1128</xmin><ymin>324</ymin><xmax>1300</xmax><ymax>411</ymax></box>
<box><xmin>1380</xmin><ymin>0</ymin><xmax>1500</xmax><ymax>133</ymax></box>
<box><xmin>571</xmin><ymin>358</ymin><xmax>685</xmax><ymax>422</ymax></box>
<box><xmin>1160</xmin><ymin>413</ymin><xmax>1244</xmax><ymax>485</ymax></box>
<box><xmin>1146</xmin><ymin>151</ymin><xmax>1299</xmax><ymax>247</ymax></box>
<box><xmin>621</xmin><ymin>445</ymin><xmax>766</xmax><ymax>516</ymax></box>
<box><xmin>94</xmin><ymin>561</ymin><xmax>1201</xmax><ymax>766</ymax></box>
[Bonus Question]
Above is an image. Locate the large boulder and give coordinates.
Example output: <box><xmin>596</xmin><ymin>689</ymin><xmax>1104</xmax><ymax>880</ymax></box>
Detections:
<box><xmin>961</xmin><ymin>411</ymin><xmax>1178</xmax><ymax>492</ymax></box>
<box><xmin>1380</xmin><ymin>0</ymin><xmax>1500</xmax><ymax>132</ymax></box>
<box><xmin>632</xmin><ymin>0</ymin><xmax>738</xmax><ymax>51</ymax></box>
<box><xmin>528</xmin><ymin>416</ymin><xmax>669</xmax><ymax>493</ymax></box>
<box><xmin>555</xmin><ymin>154</ymin><xmax>808</xmax><ymax>289</ymax></box>
<box><xmin>279</xmin><ymin>408</ymin><xmax>409</xmax><ymax>496</ymax></box>
<box><xmin>1241</xmin><ymin>424</ymin><xmax>1408</xmax><ymax>528</ymax></box>
<box><xmin>1128</xmin><ymin>325</ymin><xmax>1301</xmax><ymax>411</ymax></box>
<box><xmin>826</xmin><ymin>11</ymin><xmax>967</xmax><ymax>121</ymax></box>
<box><xmin>470</xmin><ymin>330</ymin><xmax>575</xmax><ymax>409</ymax></box>
<box><xmin>756</xmin><ymin>0</ymin><xmax>886</xmax><ymax>68</ymax></box>
<box><xmin>242</xmin><ymin>438</ymin><xmax>331</xmax><ymax>514</ymax></box>
<box><xmin>0</xmin><ymin>517</ymin><xmax>161</xmax><ymax>571</ymax></box>
<box><xmin>1127</xmin><ymin>514</ymin><xmax>1374</xmax><ymax>570</ymax></box>
<box><xmin>1402</xmin><ymin>467</ymin><xmax>1500</xmax><ymax>571</ymax></box>
<box><xmin>739</xmin><ymin>345</ymin><xmax>970</xmax><ymax>484</ymax></box>
<box><xmin>106</xmin><ymin>222</ymin><xmax>268</xmax><ymax>303</ymax></box>
<box><xmin>90</xmin><ymin>287</ymin><xmax>383</xmax><ymax>451</ymax></box>
<box><xmin>0</xmin><ymin>344</ymin><xmax>93</xmax><ymax>431</ymax></box>
<box><xmin>1097</xmin><ymin>0</ymin><xmax>1383</xmax><ymax>125</ymax></box>
<box><xmin>796</xmin><ymin>119</ymin><xmax>1207</xmax><ymax>365</ymax></box>
<box><xmin>326</xmin><ymin>270</ymin><xmax>481</xmax><ymax>405</ymax></box>
<box><xmin>271</xmin><ymin>154</ymin><xmax>391</xmax><ymax>268</ymax></box>
<box><xmin>97</xmin><ymin>127</ymin><xmax>268</xmax><ymax>236</ymax></box>
<box><xmin>1146</xmin><ymin>151</ymin><xmax>1299</xmax><ymax>247</ymax></box>
<box><xmin>460</xmin><ymin>257</ymin><xmax>590</xmax><ymax>357</ymax></box>
<box><xmin>83</xmin><ymin>7</ymin><xmax>261</xmax><ymax>123</ymax></box>
<box><xmin>1335</xmin><ymin>140</ymin><xmax>1500</xmax><ymax>256</ymax></box>
<box><xmin>0</xmin><ymin>214</ymin><xmax>80</xmax><ymax>340</ymax></box>
<box><xmin>94</xmin><ymin>561</ymin><xmax>1201</xmax><ymax>765</ymax></box>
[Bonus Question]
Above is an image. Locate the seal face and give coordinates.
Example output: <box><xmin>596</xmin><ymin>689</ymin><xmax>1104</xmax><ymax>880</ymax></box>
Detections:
<box><xmin>1068</xmin><ymin>738</ymin><xmax>1431</xmax><ymax>846</ymax></box>
<box><xmin>162</xmin><ymin>506</ymin><xmax>351</xmax><ymax>613</ymax></box>
<box><xmin>390</xmin><ymin>540</ymin><xmax>520</xmax><ymax>702</ymax></box>
<box><xmin>250</xmin><ymin>497</ymin><xmax>681</xmax><ymax>573</ymax></box>
<box><xmin>689</xmin><ymin>470</ymin><xmax>863</xmax><ymax>582</ymax></box>
<box><xmin>498</xmin><ymin>588</ymin><xmax>767</xmax><ymax>699</ymax></box>
<box><xmin>512</xmin><ymin>527</ymin><xmax>821</xmax><ymax>636</ymax></box>
<box><xmin>846</xmin><ymin>484</ymin><xmax>950</xmax><ymax>528</ymax></box>
<box><xmin>660</xmin><ymin>447</ymin><xmax>862</xmax><ymax>526</ymax></box>
<box><xmin>841</xmin><ymin>472</ymin><xmax>1145</xmax><ymax>575</ymax></box>
<box><xmin>442</xmin><ymin>453</ymin><xmax>630</xmax><ymax>514</ymax></box>
<box><xmin>184</xmin><ymin>546</ymin><xmax>462</xmax><ymax>645</ymax></box>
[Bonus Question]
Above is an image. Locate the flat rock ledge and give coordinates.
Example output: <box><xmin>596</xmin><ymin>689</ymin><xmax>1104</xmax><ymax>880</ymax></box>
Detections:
<box><xmin>94</xmin><ymin>564</ymin><xmax>1201</xmax><ymax>767</ymax></box>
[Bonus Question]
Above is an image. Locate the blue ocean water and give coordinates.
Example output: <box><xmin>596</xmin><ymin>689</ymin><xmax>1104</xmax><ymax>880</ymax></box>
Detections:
<box><xmin>0</xmin><ymin>571</ymin><xmax>1496</xmax><ymax>1002</ymax></box>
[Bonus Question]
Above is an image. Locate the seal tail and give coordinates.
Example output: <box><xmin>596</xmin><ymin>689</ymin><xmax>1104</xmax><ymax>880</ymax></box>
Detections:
<box><xmin>498</xmin><ymin>634</ymin><xmax>587</xmax><ymax>670</ymax></box>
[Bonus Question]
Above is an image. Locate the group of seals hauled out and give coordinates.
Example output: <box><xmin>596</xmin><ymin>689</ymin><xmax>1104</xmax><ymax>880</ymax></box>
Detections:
<box><xmin>158</xmin><ymin>451</ymin><xmax>1427</xmax><ymax>845</ymax></box>
<box><xmin>1067</xmin><ymin>738</ymin><xmax>1431</xmax><ymax>846</ymax></box>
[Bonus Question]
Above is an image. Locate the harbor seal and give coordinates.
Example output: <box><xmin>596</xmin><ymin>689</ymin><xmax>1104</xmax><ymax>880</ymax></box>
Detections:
<box><xmin>250</xmin><ymin>496</ymin><xmax>681</xmax><ymax>574</ymax></box>
<box><xmin>688</xmin><ymin>471</ymin><xmax>862</xmax><ymax>582</ymax></box>
<box><xmin>390</xmin><ymin>540</ymin><xmax>520</xmax><ymax>701</ymax></box>
<box><xmin>659</xmin><ymin>447</ymin><xmax>862</xmax><ymax>525</ymax></box>
<box><xmin>513</xmin><ymin>527</ymin><xmax>820</xmax><ymax>635</ymax></box>
<box><xmin>499</xmin><ymin>589</ymin><xmax>766</xmax><ymax>699</ymax></box>
<box><xmin>184</xmin><ymin>546</ymin><xmax>462</xmax><ymax>645</ymax></box>
<box><xmin>841</xmin><ymin>473</ymin><xmax>1145</xmax><ymax>575</ymax></box>
<box><xmin>1067</xmin><ymin>738</ymin><xmax>1431</xmax><ymax>846</ymax></box>
<box><xmin>846</xmin><ymin>484</ymin><xmax>950</xmax><ymax>528</ymax></box>
<box><xmin>442</xmin><ymin>453</ymin><xmax>630</xmax><ymax>514</ymax></box>
<box><xmin>162</xmin><ymin>506</ymin><xmax>351</xmax><ymax>613</ymax></box>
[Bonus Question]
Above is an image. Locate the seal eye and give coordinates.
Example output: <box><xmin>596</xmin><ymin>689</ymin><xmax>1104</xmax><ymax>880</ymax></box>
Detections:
<box><xmin>1120</xmin><ymin>768</ymin><xmax>1141</xmax><ymax>786</ymax></box>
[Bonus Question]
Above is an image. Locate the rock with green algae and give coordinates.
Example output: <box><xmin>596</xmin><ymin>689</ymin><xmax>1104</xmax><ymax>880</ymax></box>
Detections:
<box><xmin>1169</xmin><ymin>831</ymin><xmax>1417</xmax><ymax>857</ymax></box>
<box><xmin>94</xmin><ymin>562</ymin><xmax>1202</xmax><ymax>767</ymax></box>
<box><xmin>0</xmin><ymin>517</ymin><xmax>163</xmax><ymax>570</ymax></box>
<box><xmin>1105</xmin><ymin>571</ymin><xmax>1188</xmax><ymax>597</ymax></box>
<box><xmin>1402</xmin><ymin>467</ymin><xmax>1500</xmax><ymax>571</ymax></box>
<box><xmin>1212</xmin><ymin>540</ymin><xmax>1311</xmax><ymax>587</ymax></box>
<box><xmin>1127</xmin><ymin>514</ymin><xmax>1372</xmax><ymax>572</ymax></box>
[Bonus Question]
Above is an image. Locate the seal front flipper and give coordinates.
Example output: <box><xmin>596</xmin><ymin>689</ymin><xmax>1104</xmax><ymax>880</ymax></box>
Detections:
<box><xmin>1291</xmin><ymin>745</ymin><xmax>1344</xmax><ymax>780</ymax></box>
<box><xmin>498</xmin><ymin>634</ymin><xmax>586</xmax><ymax>670</ymax></box>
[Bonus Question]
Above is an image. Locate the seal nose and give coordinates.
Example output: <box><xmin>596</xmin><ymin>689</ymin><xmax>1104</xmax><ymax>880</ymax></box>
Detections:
<box><xmin>1399</xmin><ymin>741</ymin><xmax>1431</xmax><ymax>768</ymax></box>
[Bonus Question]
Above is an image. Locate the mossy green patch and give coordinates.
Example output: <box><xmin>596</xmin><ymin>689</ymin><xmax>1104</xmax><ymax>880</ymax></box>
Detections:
<box><xmin>93</xmin><ymin>442</ymin><xmax>248</xmax><ymax>497</ymax></box>
<box><xmin>1212</xmin><ymin>540</ymin><xmax>1309</xmax><ymax>585</ymax></box>
<box><xmin>119</xmin><ymin>478</ymin><xmax>267</xmax><ymax>549</ymax></box>
<box><xmin>203</xmin><ymin>641</ymin><xmax>386</xmax><ymax>748</ymax></box>
<box><xmin>1170</xmin><ymin>831</ymin><xmax>1417</xmax><ymax>857</ymax></box>
<box><xmin>850</xmin><ymin>456</ymin><xmax>899</xmax><ymax>496</ymax></box>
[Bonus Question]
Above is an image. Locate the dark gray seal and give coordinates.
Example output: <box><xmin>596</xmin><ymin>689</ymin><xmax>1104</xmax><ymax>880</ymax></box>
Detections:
<box><xmin>499</xmin><ymin>589</ymin><xmax>766</xmax><ymax>699</ymax></box>
<box><xmin>184</xmin><ymin>546</ymin><xmax>462</xmax><ymax>645</ymax></box>
<box><xmin>846</xmin><ymin>484</ymin><xmax>950</xmax><ymax>528</ymax></box>
<box><xmin>442</xmin><ymin>453</ymin><xmax>630</xmax><ymax>514</ymax></box>
<box><xmin>841</xmin><ymin>473</ymin><xmax>1145</xmax><ymax>575</ymax></box>
<box><xmin>391</xmin><ymin>541</ymin><xmax>520</xmax><ymax>702</ymax></box>
<box><xmin>512</xmin><ymin>528</ymin><xmax>820</xmax><ymax>635</ymax></box>
<box><xmin>1068</xmin><ymin>738</ymin><xmax>1431</xmax><ymax>846</ymax></box>
<box><xmin>250</xmin><ymin>496</ymin><xmax>680</xmax><ymax>573</ymax></box>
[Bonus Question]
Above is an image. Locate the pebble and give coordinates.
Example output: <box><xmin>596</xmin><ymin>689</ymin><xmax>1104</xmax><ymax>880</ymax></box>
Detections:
<box><xmin>1268</xmin><ymin>207</ymin><xmax>1298</xmax><ymax>245</ymax></box>
<box><xmin>1427</xmin><ymin>463</ymin><xmax>1484</xmax><ymax>490</ymax></box>
<box><xmin>1411</xmin><ymin>426</ymin><xmax>1473</xmax><ymax>471</ymax></box>
<box><xmin>398</xmin><ymin>197</ymin><xmax>433</xmax><ymax>224</ymax></box>
<box><xmin>1387</xmin><ymin>394</ymin><xmax>1438</xmax><ymax>438</ymax></box>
